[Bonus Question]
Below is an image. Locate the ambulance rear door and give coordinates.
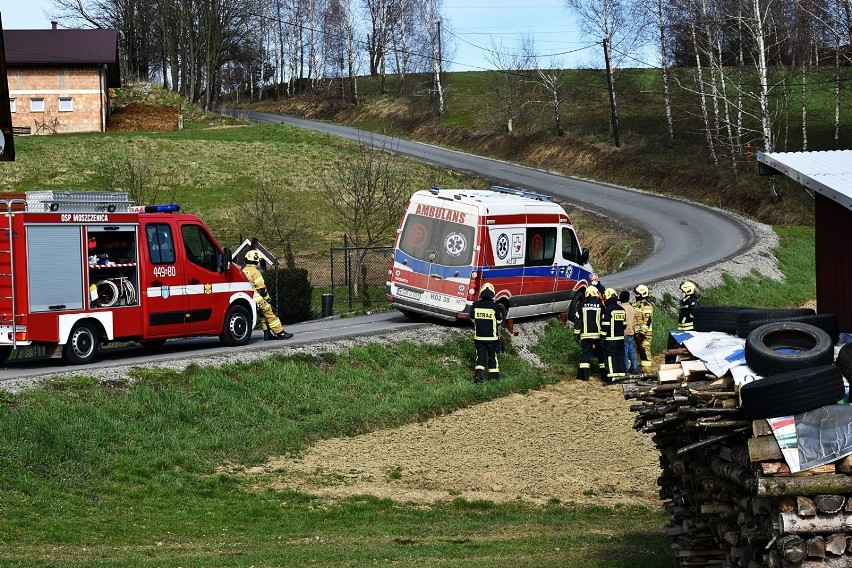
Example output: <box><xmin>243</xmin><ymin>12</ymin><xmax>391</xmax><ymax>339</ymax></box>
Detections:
<box><xmin>393</xmin><ymin>200</ymin><xmax>478</xmax><ymax>316</ymax></box>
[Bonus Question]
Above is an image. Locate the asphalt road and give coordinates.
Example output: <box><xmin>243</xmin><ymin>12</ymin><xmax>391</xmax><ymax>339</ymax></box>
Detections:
<box><xmin>0</xmin><ymin>112</ymin><xmax>755</xmax><ymax>381</ymax></box>
<box><xmin>221</xmin><ymin>109</ymin><xmax>754</xmax><ymax>291</ymax></box>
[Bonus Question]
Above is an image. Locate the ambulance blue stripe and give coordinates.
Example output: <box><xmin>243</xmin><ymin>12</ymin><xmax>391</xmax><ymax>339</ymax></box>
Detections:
<box><xmin>395</xmin><ymin>251</ymin><xmax>474</xmax><ymax>279</ymax></box>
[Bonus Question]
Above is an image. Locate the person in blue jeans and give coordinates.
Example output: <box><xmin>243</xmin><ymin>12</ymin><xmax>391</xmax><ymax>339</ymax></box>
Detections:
<box><xmin>619</xmin><ymin>290</ymin><xmax>640</xmax><ymax>375</ymax></box>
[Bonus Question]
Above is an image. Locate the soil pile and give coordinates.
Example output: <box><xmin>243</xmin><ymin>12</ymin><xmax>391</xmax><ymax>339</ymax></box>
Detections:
<box><xmin>108</xmin><ymin>102</ymin><xmax>179</xmax><ymax>132</ymax></box>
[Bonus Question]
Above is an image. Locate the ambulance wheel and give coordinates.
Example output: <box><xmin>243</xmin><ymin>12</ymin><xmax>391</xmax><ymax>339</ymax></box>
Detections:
<box><xmin>0</xmin><ymin>346</ymin><xmax>11</xmax><ymax>364</ymax></box>
<box><xmin>221</xmin><ymin>304</ymin><xmax>252</xmax><ymax>346</ymax></box>
<box><xmin>64</xmin><ymin>322</ymin><xmax>100</xmax><ymax>365</ymax></box>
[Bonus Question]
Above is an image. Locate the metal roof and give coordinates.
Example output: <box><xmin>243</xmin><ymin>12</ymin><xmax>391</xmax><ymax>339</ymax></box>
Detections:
<box><xmin>758</xmin><ymin>150</ymin><xmax>852</xmax><ymax>211</ymax></box>
<box><xmin>5</xmin><ymin>29</ymin><xmax>119</xmax><ymax>66</ymax></box>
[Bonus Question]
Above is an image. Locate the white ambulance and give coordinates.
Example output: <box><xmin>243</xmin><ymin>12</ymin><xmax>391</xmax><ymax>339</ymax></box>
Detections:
<box><xmin>386</xmin><ymin>186</ymin><xmax>593</xmax><ymax>321</ymax></box>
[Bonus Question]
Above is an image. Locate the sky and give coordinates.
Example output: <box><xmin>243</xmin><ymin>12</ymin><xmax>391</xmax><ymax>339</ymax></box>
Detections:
<box><xmin>0</xmin><ymin>0</ymin><xmax>608</xmax><ymax>71</ymax></box>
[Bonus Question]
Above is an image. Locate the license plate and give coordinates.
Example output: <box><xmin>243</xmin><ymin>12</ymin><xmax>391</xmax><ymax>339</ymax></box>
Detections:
<box><xmin>396</xmin><ymin>287</ymin><xmax>422</xmax><ymax>301</ymax></box>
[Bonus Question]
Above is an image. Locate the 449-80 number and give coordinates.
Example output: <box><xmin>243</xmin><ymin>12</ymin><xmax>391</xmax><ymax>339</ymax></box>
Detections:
<box><xmin>153</xmin><ymin>266</ymin><xmax>177</xmax><ymax>278</ymax></box>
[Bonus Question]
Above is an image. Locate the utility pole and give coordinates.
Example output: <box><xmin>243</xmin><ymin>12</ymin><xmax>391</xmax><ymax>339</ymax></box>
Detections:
<box><xmin>602</xmin><ymin>38</ymin><xmax>621</xmax><ymax>148</ymax></box>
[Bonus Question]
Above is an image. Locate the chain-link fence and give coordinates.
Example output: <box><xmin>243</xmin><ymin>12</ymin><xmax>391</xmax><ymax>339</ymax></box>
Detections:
<box><xmin>267</xmin><ymin>245</ymin><xmax>393</xmax><ymax>319</ymax></box>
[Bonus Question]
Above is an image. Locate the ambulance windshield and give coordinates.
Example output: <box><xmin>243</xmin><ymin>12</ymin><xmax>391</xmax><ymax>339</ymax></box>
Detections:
<box><xmin>399</xmin><ymin>214</ymin><xmax>475</xmax><ymax>267</ymax></box>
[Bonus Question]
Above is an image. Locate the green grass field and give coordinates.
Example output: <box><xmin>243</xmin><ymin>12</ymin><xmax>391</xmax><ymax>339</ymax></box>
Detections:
<box><xmin>0</xmin><ymin>225</ymin><xmax>815</xmax><ymax>566</ymax></box>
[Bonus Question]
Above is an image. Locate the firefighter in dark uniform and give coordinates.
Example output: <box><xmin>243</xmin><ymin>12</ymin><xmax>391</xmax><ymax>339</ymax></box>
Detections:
<box><xmin>574</xmin><ymin>286</ymin><xmax>604</xmax><ymax>381</ymax></box>
<box><xmin>633</xmin><ymin>284</ymin><xmax>654</xmax><ymax>371</ymax></box>
<box><xmin>243</xmin><ymin>249</ymin><xmax>293</xmax><ymax>340</ymax></box>
<box><xmin>678</xmin><ymin>280</ymin><xmax>699</xmax><ymax>331</ymax></box>
<box><xmin>600</xmin><ymin>288</ymin><xmax>627</xmax><ymax>381</ymax></box>
<box><xmin>472</xmin><ymin>282</ymin><xmax>505</xmax><ymax>382</ymax></box>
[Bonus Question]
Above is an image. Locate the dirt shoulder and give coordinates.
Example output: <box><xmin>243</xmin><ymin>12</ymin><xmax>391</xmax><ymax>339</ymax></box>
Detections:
<box><xmin>226</xmin><ymin>321</ymin><xmax>662</xmax><ymax>508</ymax></box>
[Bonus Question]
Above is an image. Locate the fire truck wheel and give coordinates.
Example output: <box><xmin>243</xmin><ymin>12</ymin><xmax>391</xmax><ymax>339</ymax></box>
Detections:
<box><xmin>63</xmin><ymin>321</ymin><xmax>100</xmax><ymax>365</ymax></box>
<box><xmin>220</xmin><ymin>304</ymin><xmax>252</xmax><ymax>346</ymax></box>
<box><xmin>0</xmin><ymin>347</ymin><xmax>11</xmax><ymax>364</ymax></box>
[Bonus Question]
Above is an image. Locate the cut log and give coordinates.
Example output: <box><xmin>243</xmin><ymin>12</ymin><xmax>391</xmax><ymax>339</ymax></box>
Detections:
<box><xmin>752</xmin><ymin>419</ymin><xmax>773</xmax><ymax>437</ymax></box>
<box><xmin>837</xmin><ymin>454</ymin><xmax>852</xmax><ymax>474</ymax></box>
<box><xmin>825</xmin><ymin>533</ymin><xmax>847</xmax><ymax>556</ymax></box>
<box><xmin>814</xmin><ymin>494</ymin><xmax>846</xmax><ymax>514</ymax></box>
<box><xmin>776</xmin><ymin>534</ymin><xmax>807</xmax><ymax>563</ymax></box>
<box><xmin>777</xmin><ymin>496</ymin><xmax>796</xmax><ymax>513</ymax></box>
<box><xmin>797</xmin><ymin>495</ymin><xmax>817</xmax><ymax>516</ymax></box>
<box><xmin>806</xmin><ymin>535</ymin><xmax>826</xmax><ymax>558</ymax></box>
<box><xmin>748</xmin><ymin>435</ymin><xmax>783</xmax><ymax>462</ymax></box>
<box><xmin>758</xmin><ymin>474</ymin><xmax>852</xmax><ymax>497</ymax></box>
<box><xmin>761</xmin><ymin>461</ymin><xmax>791</xmax><ymax>475</ymax></box>
<box><xmin>778</xmin><ymin>511</ymin><xmax>852</xmax><ymax>533</ymax></box>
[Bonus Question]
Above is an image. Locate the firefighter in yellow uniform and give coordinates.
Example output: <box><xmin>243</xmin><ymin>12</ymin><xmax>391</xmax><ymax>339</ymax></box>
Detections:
<box><xmin>472</xmin><ymin>282</ymin><xmax>505</xmax><ymax>382</ymax></box>
<box><xmin>242</xmin><ymin>249</ymin><xmax>293</xmax><ymax>340</ymax></box>
<box><xmin>633</xmin><ymin>284</ymin><xmax>654</xmax><ymax>370</ymax></box>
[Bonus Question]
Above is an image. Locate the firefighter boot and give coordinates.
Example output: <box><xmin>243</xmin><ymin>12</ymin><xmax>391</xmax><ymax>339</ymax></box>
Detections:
<box><xmin>264</xmin><ymin>329</ymin><xmax>274</xmax><ymax>341</ymax></box>
<box><xmin>271</xmin><ymin>331</ymin><xmax>294</xmax><ymax>340</ymax></box>
<box><xmin>488</xmin><ymin>372</ymin><xmax>500</xmax><ymax>381</ymax></box>
<box><xmin>474</xmin><ymin>370</ymin><xmax>484</xmax><ymax>383</ymax></box>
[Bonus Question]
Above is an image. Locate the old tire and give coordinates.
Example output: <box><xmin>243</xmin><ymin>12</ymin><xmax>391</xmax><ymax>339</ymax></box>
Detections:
<box><xmin>734</xmin><ymin>308</ymin><xmax>816</xmax><ymax>338</ymax></box>
<box><xmin>693</xmin><ymin>306</ymin><xmax>750</xmax><ymax>334</ymax></box>
<box><xmin>63</xmin><ymin>321</ymin><xmax>100</xmax><ymax>365</ymax></box>
<box><xmin>745</xmin><ymin>322</ymin><xmax>833</xmax><ymax>377</ymax></box>
<box><xmin>739</xmin><ymin>365</ymin><xmax>845</xmax><ymax>419</ymax></box>
<box><xmin>835</xmin><ymin>343</ymin><xmax>852</xmax><ymax>379</ymax></box>
<box><xmin>743</xmin><ymin>313</ymin><xmax>839</xmax><ymax>344</ymax></box>
<box><xmin>220</xmin><ymin>304</ymin><xmax>252</xmax><ymax>346</ymax></box>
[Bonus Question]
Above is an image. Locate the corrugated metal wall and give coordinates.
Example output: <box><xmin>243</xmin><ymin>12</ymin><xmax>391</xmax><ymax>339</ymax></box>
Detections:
<box><xmin>815</xmin><ymin>194</ymin><xmax>852</xmax><ymax>333</ymax></box>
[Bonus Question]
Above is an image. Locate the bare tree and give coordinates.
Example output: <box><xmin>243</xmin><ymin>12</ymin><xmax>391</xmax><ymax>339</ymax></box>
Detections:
<box><xmin>564</xmin><ymin>0</ymin><xmax>643</xmax><ymax>147</ymax></box>
<box><xmin>323</xmin><ymin>138</ymin><xmax>411</xmax><ymax>304</ymax></box>
<box><xmin>485</xmin><ymin>37</ymin><xmax>535</xmax><ymax>133</ymax></box>
<box><xmin>236</xmin><ymin>176</ymin><xmax>299</xmax><ymax>268</ymax></box>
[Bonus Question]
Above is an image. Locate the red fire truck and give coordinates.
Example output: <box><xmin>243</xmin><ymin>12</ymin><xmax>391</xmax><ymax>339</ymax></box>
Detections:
<box><xmin>0</xmin><ymin>191</ymin><xmax>257</xmax><ymax>364</ymax></box>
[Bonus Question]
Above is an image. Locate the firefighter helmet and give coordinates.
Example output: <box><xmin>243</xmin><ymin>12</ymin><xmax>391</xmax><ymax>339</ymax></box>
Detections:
<box><xmin>681</xmin><ymin>280</ymin><xmax>696</xmax><ymax>295</ymax></box>
<box><xmin>245</xmin><ymin>249</ymin><xmax>262</xmax><ymax>264</ymax></box>
<box><xmin>634</xmin><ymin>284</ymin><xmax>649</xmax><ymax>299</ymax></box>
<box><xmin>604</xmin><ymin>287</ymin><xmax>618</xmax><ymax>301</ymax></box>
<box><xmin>480</xmin><ymin>282</ymin><xmax>496</xmax><ymax>298</ymax></box>
<box><xmin>585</xmin><ymin>286</ymin><xmax>600</xmax><ymax>298</ymax></box>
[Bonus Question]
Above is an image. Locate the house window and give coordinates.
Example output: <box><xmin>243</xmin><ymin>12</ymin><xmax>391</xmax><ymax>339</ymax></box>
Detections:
<box><xmin>58</xmin><ymin>97</ymin><xmax>73</xmax><ymax>112</ymax></box>
<box><xmin>30</xmin><ymin>98</ymin><xmax>45</xmax><ymax>112</ymax></box>
<box><xmin>8</xmin><ymin>98</ymin><xmax>14</xmax><ymax>113</ymax></box>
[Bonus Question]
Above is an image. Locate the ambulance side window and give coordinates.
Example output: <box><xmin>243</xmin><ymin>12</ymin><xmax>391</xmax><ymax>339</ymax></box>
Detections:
<box><xmin>181</xmin><ymin>224</ymin><xmax>219</xmax><ymax>272</ymax></box>
<box><xmin>147</xmin><ymin>224</ymin><xmax>176</xmax><ymax>264</ymax></box>
<box><xmin>525</xmin><ymin>227</ymin><xmax>556</xmax><ymax>267</ymax></box>
<box><xmin>562</xmin><ymin>227</ymin><xmax>580</xmax><ymax>263</ymax></box>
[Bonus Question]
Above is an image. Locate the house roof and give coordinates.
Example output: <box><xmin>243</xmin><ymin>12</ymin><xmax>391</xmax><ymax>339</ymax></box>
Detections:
<box><xmin>5</xmin><ymin>29</ymin><xmax>120</xmax><ymax>86</ymax></box>
<box><xmin>758</xmin><ymin>150</ymin><xmax>852</xmax><ymax>212</ymax></box>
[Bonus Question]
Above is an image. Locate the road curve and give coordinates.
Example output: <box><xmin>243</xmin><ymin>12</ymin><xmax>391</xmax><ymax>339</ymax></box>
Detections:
<box><xmin>221</xmin><ymin>109</ymin><xmax>754</xmax><ymax>291</ymax></box>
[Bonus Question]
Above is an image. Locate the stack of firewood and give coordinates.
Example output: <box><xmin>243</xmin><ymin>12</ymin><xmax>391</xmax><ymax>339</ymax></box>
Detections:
<box><xmin>623</xmin><ymin>348</ymin><xmax>852</xmax><ymax>568</ymax></box>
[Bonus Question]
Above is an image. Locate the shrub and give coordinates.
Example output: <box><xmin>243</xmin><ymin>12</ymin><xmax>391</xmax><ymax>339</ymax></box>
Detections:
<box><xmin>263</xmin><ymin>267</ymin><xmax>314</xmax><ymax>324</ymax></box>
